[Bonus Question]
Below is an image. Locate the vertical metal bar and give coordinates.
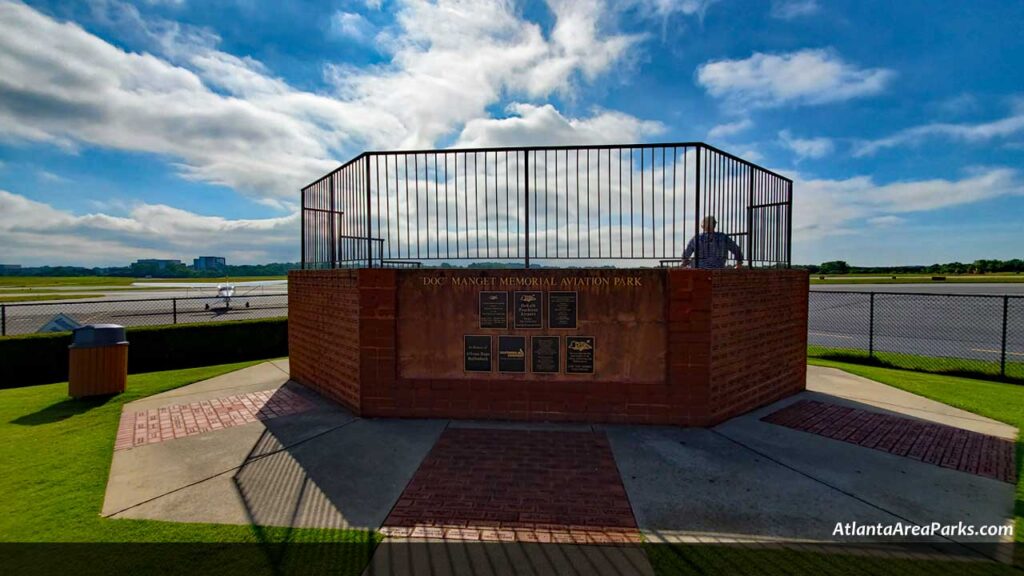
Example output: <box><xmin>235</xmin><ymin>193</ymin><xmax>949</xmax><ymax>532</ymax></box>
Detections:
<box><xmin>694</xmin><ymin>146</ymin><xmax>701</xmax><ymax>266</ymax></box>
<box><xmin>524</xmin><ymin>150</ymin><xmax>530</xmax><ymax>269</ymax></box>
<box><xmin>868</xmin><ymin>293</ymin><xmax>876</xmax><ymax>359</ymax></box>
<box><xmin>434</xmin><ymin>153</ymin><xmax>440</xmax><ymax>259</ymax></box>
<box><xmin>329</xmin><ymin>173</ymin><xmax>337</xmax><ymax>268</ymax></box>
<box><xmin>1001</xmin><ymin>295</ymin><xmax>1009</xmax><ymax>378</ymax></box>
<box><xmin>2</xmin><ymin>303</ymin><xmax>6</xmax><ymax>336</ymax></box>
<box><xmin>786</xmin><ymin>180</ymin><xmax>793</xmax><ymax>268</ymax></box>
<box><xmin>300</xmin><ymin>188</ymin><xmax>306</xmax><ymax>269</ymax></box>
<box><xmin>747</xmin><ymin>167</ymin><xmax>754</xmax><ymax>267</ymax></box>
<box><xmin>173</xmin><ymin>298</ymin><xmax>177</xmax><ymax>325</ymax></box>
<box><xmin>365</xmin><ymin>155</ymin><xmax>373</xmax><ymax>268</ymax></box>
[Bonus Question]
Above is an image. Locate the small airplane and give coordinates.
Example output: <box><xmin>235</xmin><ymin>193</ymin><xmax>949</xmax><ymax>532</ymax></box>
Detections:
<box><xmin>131</xmin><ymin>279</ymin><xmax>286</xmax><ymax>311</ymax></box>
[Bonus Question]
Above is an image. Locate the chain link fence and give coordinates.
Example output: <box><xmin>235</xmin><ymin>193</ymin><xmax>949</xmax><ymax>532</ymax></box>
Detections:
<box><xmin>809</xmin><ymin>291</ymin><xmax>1023</xmax><ymax>382</ymax></box>
<box><xmin>1</xmin><ymin>294</ymin><xmax>287</xmax><ymax>336</ymax></box>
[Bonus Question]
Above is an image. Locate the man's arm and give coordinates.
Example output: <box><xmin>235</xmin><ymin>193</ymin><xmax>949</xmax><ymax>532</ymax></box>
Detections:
<box><xmin>726</xmin><ymin>235</ymin><xmax>744</xmax><ymax>267</ymax></box>
<box><xmin>682</xmin><ymin>236</ymin><xmax>696</xmax><ymax>264</ymax></box>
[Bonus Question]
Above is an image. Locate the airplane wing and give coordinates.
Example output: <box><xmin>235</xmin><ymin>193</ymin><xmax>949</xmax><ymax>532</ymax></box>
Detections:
<box><xmin>131</xmin><ymin>282</ymin><xmax>222</xmax><ymax>288</ymax></box>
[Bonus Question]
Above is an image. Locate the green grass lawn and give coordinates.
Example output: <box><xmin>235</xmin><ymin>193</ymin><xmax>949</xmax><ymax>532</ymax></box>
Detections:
<box><xmin>0</xmin><ymin>294</ymin><xmax>98</xmax><ymax>303</ymax></box>
<box><xmin>651</xmin><ymin>360</ymin><xmax>1024</xmax><ymax>575</ymax></box>
<box><xmin>0</xmin><ymin>276</ymin><xmax>286</xmax><ymax>288</ymax></box>
<box><xmin>810</xmin><ymin>274</ymin><xmax>1024</xmax><ymax>285</ymax></box>
<box><xmin>808</xmin><ymin>345</ymin><xmax>1024</xmax><ymax>382</ymax></box>
<box><xmin>0</xmin><ymin>361</ymin><xmax>377</xmax><ymax>575</ymax></box>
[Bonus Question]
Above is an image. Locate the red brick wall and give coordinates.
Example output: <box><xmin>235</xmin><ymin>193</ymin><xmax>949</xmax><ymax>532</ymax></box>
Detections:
<box><xmin>707</xmin><ymin>269</ymin><xmax>809</xmax><ymax>424</ymax></box>
<box><xmin>288</xmin><ymin>268</ymin><xmax>807</xmax><ymax>426</ymax></box>
<box><xmin>288</xmin><ymin>269</ymin><xmax>362</xmax><ymax>412</ymax></box>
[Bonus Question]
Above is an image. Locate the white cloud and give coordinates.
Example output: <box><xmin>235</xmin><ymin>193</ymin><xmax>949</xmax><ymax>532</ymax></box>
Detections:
<box><xmin>0</xmin><ymin>0</ymin><xmax>648</xmax><ymax>207</ymax></box>
<box><xmin>854</xmin><ymin>105</ymin><xmax>1024</xmax><ymax>156</ymax></box>
<box><xmin>791</xmin><ymin>167</ymin><xmax>1023</xmax><ymax>241</ymax></box>
<box><xmin>455</xmin><ymin>103</ymin><xmax>664</xmax><ymax>147</ymax></box>
<box><xmin>867</xmin><ymin>215</ymin><xmax>906</xmax><ymax>227</ymax></box>
<box><xmin>770</xmin><ymin>0</ymin><xmax>819</xmax><ymax>20</ymax></box>
<box><xmin>778</xmin><ymin>129</ymin><xmax>833</xmax><ymax>160</ymax></box>
<box><xmin>330</xmin><ymin>11</ymin><xmax>374</xmax><ymax>42</ymax></box>
<box><xmin>36</xmin><ymin>170</ymin><xmax>70</xmax><ymax>183</ymax></box>
<box><xmin>707</xmin><ymin>118</ymin><xmax>752</xmax><ymax>140</ymax></box>
<box><xmin>696</xmin><ymin>48</ymin><xmax>894</xmax><ymax>108</ymax></box>
<box><xmin>625</xmin><ymin>0</ymin><xmax>719</xmax><ymax>20</ymax></box>
<box><xmin>0</xmin><ymin>190</ymin><xmax>297</xmax><ymax>265</ymax></box>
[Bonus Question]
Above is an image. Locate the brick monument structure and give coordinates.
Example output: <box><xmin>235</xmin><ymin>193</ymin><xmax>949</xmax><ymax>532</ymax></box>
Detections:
<box><xmin>289</xmin><ymin>143</ymin><xmax>807</xmax><ymax>426</ymax></box>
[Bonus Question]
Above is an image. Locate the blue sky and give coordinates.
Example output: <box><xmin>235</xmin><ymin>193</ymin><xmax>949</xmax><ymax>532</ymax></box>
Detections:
<box><xmin>0</xmin><ymin>0</ymin><xmax>1022</xmax><ymax>266</ymax></box>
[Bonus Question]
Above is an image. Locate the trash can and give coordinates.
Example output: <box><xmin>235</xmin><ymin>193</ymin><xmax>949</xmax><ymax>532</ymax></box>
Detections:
<box><xmin>68</xmin><ymin>324</ymin><xmax>128</xmax><ymax>398</ymax></box>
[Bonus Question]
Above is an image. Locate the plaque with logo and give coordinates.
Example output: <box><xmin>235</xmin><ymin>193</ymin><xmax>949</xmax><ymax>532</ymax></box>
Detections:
<box><xmin>513</xmin><ymin>291</ymin><xmax>543</xmax><ymax>329</ymax></box>
<box><xmin>464</xmin><ymin>335</ymin><xmax>492</xmax><ymax>372</ymax></box>
<box><xmin>547</xmin><ymin>291</ymin><xmax>578</xmax><ymax>329</ymax></box>
<box><xmin>565</xmin><ymin>336</ymin><xmax>595</xmax><ymax>374</ymax></box>
<box><xmin>479</xmin><ymin>291</ymin><xmax>508</xmax><ymax>329</ymax></box>
<box><xmin>530</xmin><ymin>336</ymin><xmax>560</xmax><ymax>373</ymax></box>
<box><xmin>497</xmin><ymin>335</ymin><xmax>527</xmax><ymax>373</ymax></box>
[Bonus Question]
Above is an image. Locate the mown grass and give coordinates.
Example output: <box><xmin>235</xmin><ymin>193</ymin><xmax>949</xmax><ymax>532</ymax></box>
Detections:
<box><xmin>0</xmin><ymin>360</ymin><xmax>377</xmax><ymax>575</ymax></box>
<box><xmin>0</xmin><ymin>294</ymin><xmax>98</xmax><ymax>303</ymax></box>
<box><xmin>808</xmin><ymin>345</ymin><xmax>1024</xmax><ymax>382</ymax></box>
<box><xmin>810</xmin><ymin>274</ymin><xmax>1024</xmax><ymax>285</ymax></box>
<box><xmin>0</xmin><ymin>276</ymin><xmax>286</xmax><ymax>288</ymax></box>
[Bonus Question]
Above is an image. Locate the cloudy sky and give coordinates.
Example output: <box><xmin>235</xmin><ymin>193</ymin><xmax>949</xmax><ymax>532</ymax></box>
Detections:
<box><xmin>0</xmin><ymin>0</ymin><xmax>1022</xmax><ymax>266</ymax></box>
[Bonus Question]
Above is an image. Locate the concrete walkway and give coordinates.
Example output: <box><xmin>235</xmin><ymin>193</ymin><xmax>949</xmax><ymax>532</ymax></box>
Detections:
<box><xmin>101</xmin><ymin>362</ymin><xmax>1018</xmax><ymax>572</ymax></box>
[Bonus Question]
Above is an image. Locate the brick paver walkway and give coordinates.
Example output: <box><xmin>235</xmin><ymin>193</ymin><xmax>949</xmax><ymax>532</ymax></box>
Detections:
<box><xmin>762</xmin><ymin>400</ymin><xmax>1016</xmax><ymax>484</ymax></box>
<box><xmin>381</xmin><ymin>428</ymin><xmax>640</xmax><ymax>544</ymax></box>
<box><xmin>114</xmin><ymin>387</ymin><xmax>314</xmax><ymax>451</ymax></box>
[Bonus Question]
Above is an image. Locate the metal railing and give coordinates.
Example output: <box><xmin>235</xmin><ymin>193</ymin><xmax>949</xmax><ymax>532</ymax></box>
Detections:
<box><xmin>809</xmin><ymin>290</ymin><xmax>1024</xmax><ymax>382</ymax></box>
<box><xmin>0</xmin><ymin>294</ymin><xmax>287</xmax><ymax>337</ymax></box>
<box><xmin>301</xmin><ymin>143</ymin><xmax>793</xmax><ymax>269</ymax></box>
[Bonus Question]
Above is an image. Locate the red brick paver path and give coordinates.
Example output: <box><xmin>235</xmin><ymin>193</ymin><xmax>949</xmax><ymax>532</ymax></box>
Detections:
<box><xmin>762</xmin><ymin>400</ymin><xmax>1017</xmax><ymax>484</ymax></box>
<box><xmin>114</xmin><ymin>387</ymin><xmax>314</xmax><ymax>451</ymax></box>
<box><xmin>381</xmin><ymin>428</ymin><xmax>640</xmax><ymax>544</ymax></box>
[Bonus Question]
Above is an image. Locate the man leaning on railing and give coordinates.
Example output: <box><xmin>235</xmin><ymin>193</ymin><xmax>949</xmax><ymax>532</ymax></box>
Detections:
<box><xmin>682</xmin><ymin>215</ymin><xmax>744</xmax><ymax>269</ymax></box>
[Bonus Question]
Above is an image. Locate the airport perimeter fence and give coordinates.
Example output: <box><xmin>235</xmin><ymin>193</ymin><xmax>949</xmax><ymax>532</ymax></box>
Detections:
<box><xmin>809</xmin><ymin>291</ymin><xmax>1024</xmax><ymax>382</ymax></box>
<box><xmin>0</xmin><ymin>293</ymin><xmax>288</xmax><ymax>337</ymax></box>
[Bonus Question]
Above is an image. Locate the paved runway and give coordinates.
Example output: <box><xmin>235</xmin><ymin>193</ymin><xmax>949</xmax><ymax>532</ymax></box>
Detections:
<box><xmin>1</xmin><ymin>288</ymin><xmax>287</xmax><ymax>335</ymax></box>
<box><xmin>809</xmin><ymin>288</ymin><xmax>1024</xmax><ymax>365</ymax></box>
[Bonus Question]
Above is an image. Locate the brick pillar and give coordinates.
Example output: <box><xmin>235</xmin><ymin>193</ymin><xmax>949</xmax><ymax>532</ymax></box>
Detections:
<box><xmin>665</xmin><ymin>270</ymin><xmax>714</xmax><ymax>426</ymax></box>
<box><xmin>358</xmin><ymin>269</ymin><xmax>398</xmax><ymax>417</ymax></box>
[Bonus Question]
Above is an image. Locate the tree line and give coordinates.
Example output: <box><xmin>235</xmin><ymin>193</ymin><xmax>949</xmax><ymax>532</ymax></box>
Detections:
<box><xmin>800</xmin><ymin>259</ymin><xmax>1024</xmax><ymax>275</ymax></box>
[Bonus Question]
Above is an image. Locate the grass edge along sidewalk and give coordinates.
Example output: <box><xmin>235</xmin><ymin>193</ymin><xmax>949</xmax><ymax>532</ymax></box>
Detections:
<box><xmin>808</xmin><ymin>360</ymin><xmax>1023</xmax><ymax>559</ymax></box>
<box><xmin>0</xmin><ymin>360</ymin><xmax>377</xmax><ymax>576</ymax></box>
<box><xmin>809</xmin><ymin>344</ymin><xmax>1024</xmax><ymax>383</ymax></box>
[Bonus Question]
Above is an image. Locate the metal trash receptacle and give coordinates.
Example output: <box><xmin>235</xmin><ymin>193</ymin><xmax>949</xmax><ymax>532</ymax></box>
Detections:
<box><xmin>69</xmin><ymin>324</ymin><xmax>128</xmax><ymax>398</ymax></box>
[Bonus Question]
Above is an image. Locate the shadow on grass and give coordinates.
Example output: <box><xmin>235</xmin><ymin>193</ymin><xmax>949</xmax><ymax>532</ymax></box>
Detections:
<box><xmin>10</xmin><ymin>394</ymin><xmax>116</xmax><ymax>426</ymax></box>
<box><xmin>808</xmin><ymin>350</ymin><xmax>1024</xmax><ymax>386</ymax></box>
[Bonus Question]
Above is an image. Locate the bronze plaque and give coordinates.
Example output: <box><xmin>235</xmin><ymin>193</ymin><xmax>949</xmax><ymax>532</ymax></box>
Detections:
<box><xmin>513</xmin><ymin>291</ymin><xmax>543</xmax><ymax>329</ymax></box>
<box><xmin>565</xmin><ymin>336</ymin><xmax>595</xmax><ymax>374</ymax></box>
<box><xmin>498</xmin><ymin>336</ymin><xmax>527</xmax><ymax>373</ymax></box>
<box><xmin>531</xmin><ymin>336</ymin><xmax>560</xmax><ymax>373</ymax></box>
<box><xmin>547</xmin><ymin>291</ymin><xmax>578</xmax><ymax>329</ymax></box>
<box><xmin>464</xmin><ymin>335</ymin><xmax>492</xmax><ymax>372</ymax></box>
<box><xmin>479</xmin><ymin>291</ymin><xmax>508</xmax><ymax>329</ymax></box>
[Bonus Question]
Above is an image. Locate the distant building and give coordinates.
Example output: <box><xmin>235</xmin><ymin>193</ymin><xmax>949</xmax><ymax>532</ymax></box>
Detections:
<box><xmin>132</xmin><ymin>259</ymin><xmax>181</xmax><ymax>271</ymax></box>
<box><xmin>193</xmin><ymin>256</ymin><xmax>227</xmax><ymax>271</ymax></box>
